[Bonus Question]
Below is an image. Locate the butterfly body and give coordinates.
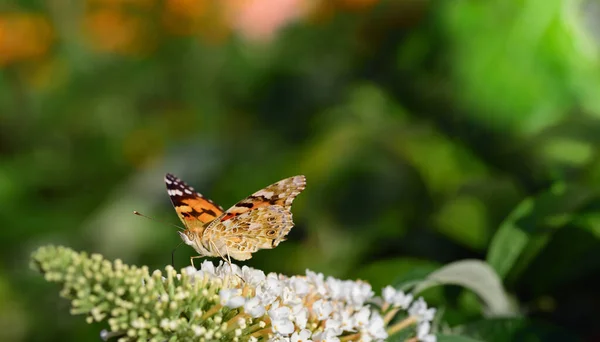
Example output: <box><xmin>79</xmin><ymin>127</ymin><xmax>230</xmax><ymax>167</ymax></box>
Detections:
<box><xmin>165</xmin><ymin>173</ymin><xmax>306</xmax><ymax>262</ymax></box>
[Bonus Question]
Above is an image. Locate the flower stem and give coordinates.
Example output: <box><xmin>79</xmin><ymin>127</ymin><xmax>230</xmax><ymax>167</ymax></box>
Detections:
<box><xmin>387</xmin><ymin>315</ymin><xmax>417</xmax><ymax>336</ymax></box>
<box><xmin>383</xmin><ymin>307</ymin><xmax>400</xmax><ymax>324</ymax></box>
<box><xmin>340</xmin><ymin>332</ymin><xmax>361</xmax><ymax>341</ymax></box>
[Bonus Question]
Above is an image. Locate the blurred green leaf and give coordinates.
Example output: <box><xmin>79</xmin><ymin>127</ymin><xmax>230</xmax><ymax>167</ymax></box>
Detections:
<box><xmin>436</xmin><ymin>335</ymin><xmax>485</xmax><ymax>342</ymax></box>
<box><xmin>452</xmin><ymin>317</ymin><xmax>581</xmax><ymax>342</ymax></box>
<box><xmin>413</xmin><ymin>259</ymin><xmax>515</xmax><ymax>316</ymax></box>
<box><xmin>487</xmin><ymin>182</ymin><xmax>599</xmax><ymax>280</ymax></box>
<box><xmin>486</xmin><ymin>197</ymin><xmax>534</xmax><ymax>280</ymax></box>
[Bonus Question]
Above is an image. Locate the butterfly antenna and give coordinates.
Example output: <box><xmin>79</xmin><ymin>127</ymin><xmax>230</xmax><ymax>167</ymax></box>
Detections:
<box><xmin>133</xmin><ymin>211</ymin><xmax>185</xmax><ymax>231</ymax></box>
<box><xmin>171</xmin><ymin>241</ymin><xmax>183</xmax><ymax>268</ymax></box>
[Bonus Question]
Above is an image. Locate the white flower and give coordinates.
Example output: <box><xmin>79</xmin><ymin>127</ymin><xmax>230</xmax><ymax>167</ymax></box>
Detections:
<box><xmin>325</xmin><ymin>277</ymin><xmax>343</xmax><ymax>299</ymax></box>
<box><xmin>269</xmin><ymin>305</ymin><xmax>295</xmax><ymax>335</ymax></box>
<box><xmin>382</xmin><ymin>285</ymin><xmax>413</xmax><ymax>309</ymax></box>
<box><xmin>312</xmin><ymin>328</ymin><xmax>341</xmax><ymax>342</ymax></box>
<box><xmin>282</xmin><ymin>286</ymin><xmax>302</xmax><ymax>306</ymax></box>
<box><xmin>325</xmin><ymin>317</ymin><xmax>342</xmax><ymax>335</ymax></box>
<box><xmin>353</xmin><ymin>306</ymin><xmax>371</xmax><ymax>328</ymax></box>
<box><xmin>289</xmin><ymin>276</ymin><xmax>310</xmax><ymax>296</ymax></box>
<box><xmin>182</xmin><ymin>266</ymin><xmax>197</xmax><ymax>276</ymax></box>
<box><xmin>409</xmin><ymin>297</ymin><xmax>436</xmax><ymax>322</ymax></box>
<box><xmin>199</xmin><ymin>260</ymin><xmax>216</xmax><ymax>275</ymax></box>
<box><xmin>306</xmin><ymin>270</ymin><xmax>327</xmax><ymax>296</ymax></box>
<box><xmin>417</xmin><ymin>321</ymin><xmax>436</xmax><ymax>342</ymax></box>
<box><xmin>291</xmin><ymin>304</ymin><xmax>308</xmax><ymax>329</ymax></box>
<box><xmin>363</xmin><ymin>312</ymin><xmax>387</xmax><ymax>340</ymax></box>
<box><xmin>313</xmin><ymin>299</ymin><xmax>334</xmax><ymax>320</ymax></box>
<box><xmin>244</xmin><ymin>297</ymin><xmax>266</xmax><ymax>318</ymax></box>
<box><xmin>256</xmin><ymin>273</ymin><xmax>284</xmax><ymax>305</ymax></box>
<box><xmin>219</xmin><ymin>289</ymin><xmax>245</xmax><ymax>308</ymax></box>
<box><xmin>241</xmin><ymin>266</ymin><xmax>266</xmax><ymax>285</ymax></box>
<box><xmin>337</xmin><ymin>308</ymin><xmax>355</xmax><ymax>331</ymax></box>
<box><xmin>349</xmin><ymin>281</ymin><xmax>374</xmax><ymax>307</ymax></box>
<box><xmin>291</xmin><ymin>329</ymin><xmax>313</xmax><ymax>342</ymax></box>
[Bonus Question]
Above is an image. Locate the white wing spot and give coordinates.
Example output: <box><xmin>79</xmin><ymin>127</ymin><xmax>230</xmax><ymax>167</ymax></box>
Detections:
<box><xmin>184</xmin><ymin>189</ymin><xmax>193</xmax><ymax>195</ymax></box>
<box><xmin>168</xmin><ymin>189</ymin><xmax>184</xmax><ymax>196</ymax></box>
<box><xmin>254</xmin><ymin>190</ymin><xmax>275</xmax><ymax>199</ymax></box>
<box><xmin>165</xmin><ymin>179</ymin><xmax>173</xmax><ymax>185</ymax></box>
<box><xmin>249</xmin><ymin>222</ymin><xmax>262</xmax><ymax>230</ymax></box>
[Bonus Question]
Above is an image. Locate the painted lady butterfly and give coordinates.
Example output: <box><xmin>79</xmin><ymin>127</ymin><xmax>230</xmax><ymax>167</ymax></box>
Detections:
<box><xmin>165</xmin><ymin>173</ymin><xmax>306</xmax><ymax>263</ymax></box>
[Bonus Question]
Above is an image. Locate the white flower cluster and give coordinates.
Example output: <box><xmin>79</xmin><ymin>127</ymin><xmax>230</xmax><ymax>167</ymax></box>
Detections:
<box><xmin>383</xmin><ymin>286</ymin><xmax>436</xmax><ymax>342</ymax></box>
<box><xmin>32</xmin><ymin>245</ymin><xmax>437</xmax><ymax>342</ymax></box>
<box><xmin>182</xmin><ymin>260</ymin><xmax>436</xmax><ymax>342</ymax></box>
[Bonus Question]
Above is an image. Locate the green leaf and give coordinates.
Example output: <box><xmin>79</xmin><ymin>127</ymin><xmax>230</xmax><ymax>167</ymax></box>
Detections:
<box><xmin>436</xmin><ymin>335</ymin><xmax>485</xmax><ymax>342</ymax></box>
<box><xmin>486</xmin><ymin>197</ymin><xmax>534</xmax><ymax>280</ymax></box>
<box><xmin>413</xmin><ymin>260</ymin><xmax>515</xmax><ymax>316</ymax></box>
<box><xmin>486</xmin><ymin>183</ymin><xmax>598</xmax><ymax>281</ymax></box>
<box><xmin>453</xmin><ymin>317</ymin><xmax>581</xmax><ymax>342</ymax></box>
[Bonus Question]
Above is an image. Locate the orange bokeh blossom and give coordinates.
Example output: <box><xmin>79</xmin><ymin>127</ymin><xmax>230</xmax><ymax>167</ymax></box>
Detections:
<box><xmin>0</xmin><ymin>13</ymin><xmax>53</xmax><ymax>66</ymax></box>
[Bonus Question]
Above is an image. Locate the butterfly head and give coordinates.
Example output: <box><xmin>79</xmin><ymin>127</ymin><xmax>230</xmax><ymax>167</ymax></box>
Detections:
<box><xmin>178</xmin><ymin>230</ymin><xmax>195</xmax><ymax>246</ymax></box>
<box><xmin>178</xmin><ymin>229</ymin><xmax>213</xmax><ymax>257</ymax></box>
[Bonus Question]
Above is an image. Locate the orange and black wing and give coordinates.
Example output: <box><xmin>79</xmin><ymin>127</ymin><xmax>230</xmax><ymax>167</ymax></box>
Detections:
<box><xmin>165</xmin><ymin>173</ymin><xmax>224</xmax><ymax>227</ymax></box>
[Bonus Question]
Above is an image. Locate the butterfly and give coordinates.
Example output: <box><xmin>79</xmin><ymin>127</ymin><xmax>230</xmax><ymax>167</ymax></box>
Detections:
<box><xmin>165</xmin><ymin>173</ymin><xmax>306</xmax><ymax>264</ymax></box>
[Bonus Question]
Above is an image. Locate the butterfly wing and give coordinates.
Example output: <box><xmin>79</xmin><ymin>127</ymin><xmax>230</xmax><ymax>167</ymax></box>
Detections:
<box><xmin>219</xmin><ymin>175</ymin><xmax>306</xmax><ymax>221</ymax></box>
<box><xmin>165</xmin><ymin>173</ymin><xmax>224</xmax><ymax>228</ymax></box>
<box><xmin>205</xmin><ymin>206</ymin><xmax>294</xmax><ymax>260</ymax></box>
<box><xmin>203</xmin><ymin>175</ymin><xmax>306</xmax><ymax>260</ymax></box>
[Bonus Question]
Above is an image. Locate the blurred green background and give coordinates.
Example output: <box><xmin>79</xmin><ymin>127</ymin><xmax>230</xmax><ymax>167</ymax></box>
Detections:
<box><xmin>2</xmin><ymin>0</ymin><xmax>600</xmax><ymax>340</ymax></box>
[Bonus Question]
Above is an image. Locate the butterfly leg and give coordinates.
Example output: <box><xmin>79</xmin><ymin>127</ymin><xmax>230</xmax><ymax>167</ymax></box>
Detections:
<box><xmin>224</xmin><ymin>244</ymin><xmax>235</xmax><ymax>275</ymax></box>
<box><xmin>190</xmin><ymin>255</ymin><xmax>204</xmax><ymax>269</ymax></box>
<box><xmin>208</xmin><ymin>239</ymin><xmax>232</xmax><ymax>269</ymax></box>
<box><xmin>208</xmin><ymin>239</ymin><xmax>242</xmax><ymax>282</ymax></box>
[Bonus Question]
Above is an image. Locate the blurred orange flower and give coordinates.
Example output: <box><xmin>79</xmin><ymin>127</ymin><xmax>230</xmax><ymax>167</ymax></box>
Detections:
<box><xmin>163</xmin><ymin>0</ymin><xmax>208</xmax><ymax>35</ymax></box>
<box><xmin>0</xmin><ymin>13</ymin><xmax>53</xmax><ymax>66</ymax></box>
<box><xmin>84</xmin><ymin>1</ymin><xmax>157</xmax><ymax>54</ymax></box>
<box><xmin>163</xmin><ymin>0</ymin><xmax>231</xmax><ymax>43</ymax></box>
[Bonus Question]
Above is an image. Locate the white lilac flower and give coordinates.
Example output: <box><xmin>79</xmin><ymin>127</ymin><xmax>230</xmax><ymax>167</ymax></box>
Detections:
<box><xmin>353</xmin><ymin>306</ymin><xmax>371</xmax><ymax>328</ymax></box>
<box><xmin>417</xmin><ymin>321</ymin><xmax>436</xmax><ymax>342</ymax></box>
<box><xmin>362</xmin><ymin>312</ymin><xmax>387</xmax><ymax>340</ymax></box>
<box><xmin>269</xmin><ymin>305</ymin><xmax>295</xmax><ymax>335</ymax></box>
<box><xmin>282</xmin><ymin>286</ymin><xmax>302</xmax><ymax>306</ymax></box>
<box><xmin>244</xmin><ymin>297</ymin><xmax>266</xmax><ymax>318</ymax></box>
<box><xmin>313</xmin><ymin>299</ymin><xmax>334</xmax><ymax>320</ymax></box>
<box><xmin>289</xmin><ymin>276</ymin><xmax>310</xmax><ymax>296</ymax></box>
<box><xmin>242</xmin><ymin>265</ymin><xmax>267</xmax><ymax>285</ymax></box>
<box><xmin>382</xmin><ymin>285</ymin><xmax>414</xmax><ymax>309</ymax></box>
<box><xmin>312</xmin><ymin>328</ymin><xmax>341</xmax><ymax>342</ymax></box>
<box><xmin>349</xmin><ymin>281</ymin><xmax>374</xmax><ymax>308</ymax></box>
<box><xmin>409</xmin><ymin>297</ymin><xmax>437</xmax><ymax>322</ymax></box>
<box><xmin>305</xmin><ymin>270</ymin><xmax>327</xmax><ymax>296</ymax></box>
<box><xmin>291</xmin><ymin>304</ymin><xmax>308</xmax><ymax>329</ymax></box>
<box><xmin>220</xmin><ymin>288</ymin><xmax>246</xmax><ymax>308</ymax></box>
<box><xmin>32</xmin><ymin>245</ymin><xmax>439</xmax><ymax>342</ymax></box>
<box><xmin>291</xmin><ymin>328</ymin><xmax>312</xmax><ymax>342</ymax></box>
